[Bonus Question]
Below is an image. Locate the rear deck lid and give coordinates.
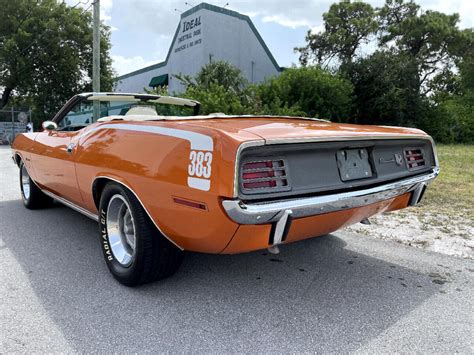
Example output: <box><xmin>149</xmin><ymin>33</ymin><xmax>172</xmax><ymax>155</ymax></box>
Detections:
<box><xmin>182</xmin><ymin>117</ymin><xmax>429</xmax><ymax>142</ymax></box>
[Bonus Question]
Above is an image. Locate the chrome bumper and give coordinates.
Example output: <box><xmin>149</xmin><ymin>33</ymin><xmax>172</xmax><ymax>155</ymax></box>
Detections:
<box><xmin>222</xmin><ymin>168</ymin><xmax>439</xmax><ymax>226</ymax></box>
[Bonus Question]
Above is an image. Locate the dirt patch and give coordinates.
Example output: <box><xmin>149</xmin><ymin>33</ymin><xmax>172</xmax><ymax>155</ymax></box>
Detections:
<box><xmin>346</xmin><ymin>208</ymin><xmax>474</xmax><ymax>259</ymax></box>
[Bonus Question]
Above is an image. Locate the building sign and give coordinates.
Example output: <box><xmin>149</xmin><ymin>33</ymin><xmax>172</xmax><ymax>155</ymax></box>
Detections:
<box><xmin>175</xmin><ymin>16</ymin><xmax>202</xmax><ymax>53</ymax></box>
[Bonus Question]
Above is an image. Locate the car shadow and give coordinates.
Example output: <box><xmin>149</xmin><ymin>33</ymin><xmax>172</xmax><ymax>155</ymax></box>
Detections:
<box><xmin>0</xmin><ymin>198</ymin><xmax>442</xmax><ymax>353</ymax></box>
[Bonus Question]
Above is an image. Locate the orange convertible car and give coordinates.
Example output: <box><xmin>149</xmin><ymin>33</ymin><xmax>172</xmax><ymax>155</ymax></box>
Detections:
<box><xmin>12</xmin><ymin>93</ymin><xmax>439</xmax><ymax>286</ymax></box>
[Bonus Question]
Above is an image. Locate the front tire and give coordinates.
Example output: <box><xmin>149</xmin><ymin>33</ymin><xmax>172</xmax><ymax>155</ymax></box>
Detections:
<box><xmin>99</xmin><ymin>182</ymin><xmax>184</xmax><ymax>286</ymax></box>
<box><xmin>19</xmin><ymin>161</ymin><xmax>53</xmax><ymax>209</ymax></box>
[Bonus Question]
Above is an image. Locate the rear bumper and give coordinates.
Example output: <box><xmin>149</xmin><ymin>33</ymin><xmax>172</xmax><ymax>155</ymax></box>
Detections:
<box><xmin>222</xmin><ymin>167</ymin><xmax>439</xmax><ymax>226</ymax></box>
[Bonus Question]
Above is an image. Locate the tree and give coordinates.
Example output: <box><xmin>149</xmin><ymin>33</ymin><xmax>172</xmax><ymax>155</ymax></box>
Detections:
<box><xmin>378</xmin><ymin>0</ymin><xmax>420</xmax><ymax>37</ymax></box>
<box><xmin>255</xmin><ymin>67</ymin><xmax>353</xmax><ymax>120</ymax></box>
<box><xmin>429</xmin><ymin>36</ymin><xmax>474</xmax><ymax>143</ymax></box>
<box><xmin>0</xmin><ymin>0</ymin><xmax>114</xmax><ymax>122</ymax></box>
<box><xmin>296</xmin><ymin>0</ymin><xmax>378</xmax><ymax>67</ymax></box>
<box><xmin>175</xmin><ymin>61</ymin><xmax>255</xmax><ymax>115</ymax></box>
<box><xmin>347</xmin><ymin>51</ymin><xmax>423</xmax><ymax>126</ymax></box>
<box><xmin>176</xmin><ymin>60</ymin><xmax>247</xmax><ymax>93</ymax></box>
<box><xmin>378</xmin><ymin>1</ymin><xmax>466</xmax><ymax>96</ymax></box>
<box><xmin>295</xmin><ymin>0</ymin><xmax>472</xmax><ymax>142</ymax></box>
<box><xmin>173</xmin><ymin>62</ymin><xmax>352</xmax><ymax>119</ymax></box>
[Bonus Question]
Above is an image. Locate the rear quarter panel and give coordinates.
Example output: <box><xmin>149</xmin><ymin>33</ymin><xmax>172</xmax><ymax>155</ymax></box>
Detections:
<box><xmin>74</xmin><ymin>121</ymin><xmax>259</xmax><ymax>253</ymax></box>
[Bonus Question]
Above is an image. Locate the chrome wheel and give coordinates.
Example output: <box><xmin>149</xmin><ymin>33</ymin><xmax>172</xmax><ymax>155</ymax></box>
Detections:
<box><xmin>106</xmin><ymin>195</ymin><xmax>136</xmax><ymax>267</ymax></box>
<box><xmin>21</xmin><ymin>165</ymin><xmax>30</xmax><ymax>200</ymax></box>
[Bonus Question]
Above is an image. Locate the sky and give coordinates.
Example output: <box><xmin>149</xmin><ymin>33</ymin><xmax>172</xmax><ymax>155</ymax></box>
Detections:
<box><xmin>68</xmin><ymin>0</ymin><xmax>474</xmax><ymax>76</ymax></box>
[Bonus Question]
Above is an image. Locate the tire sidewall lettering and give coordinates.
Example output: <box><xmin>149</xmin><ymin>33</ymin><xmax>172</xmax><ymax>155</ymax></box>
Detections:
<box><xmin>100</xmin><ymin>208</ymin><xmax>114</xmax><ymax>261</ymax></box>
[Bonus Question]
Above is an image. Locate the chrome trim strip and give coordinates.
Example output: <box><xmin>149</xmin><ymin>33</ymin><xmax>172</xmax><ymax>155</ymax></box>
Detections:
<box><xmin>92</xmin><ymin>176</ymin><xmax>184</xmax><ymax>251</ymax></box>
<box><xmin>263</xmin><ymin>134</ymin><xmax>434</xmax><ymax>145</ymax></box>
<box><xmin>223</xmin><ymin>168</ymin><xmax>439</xmax><ymax>225</ymax></box>
<box><xmin>41</xmin><ymin>189</ymin><xmax>99</xmax><ymax>221</ymax></box>
<box><xmin>233</xmin><ymin>140</ymin><xmax>265</xmax><ymax>197</ymax></box>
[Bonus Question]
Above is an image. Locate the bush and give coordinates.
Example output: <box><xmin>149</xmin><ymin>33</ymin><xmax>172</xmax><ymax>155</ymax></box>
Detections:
<box><xmin>184</xmin><ymin>83</ymin><xmax>251</xmax><ymax>115</ymax></box>
<box><xmin>174</xmin><ymin>63</ymin><xmax>353</xmax><ymax>120</ymax></box>
<box><xmin>174</xmin><ymin>61</ymin><xmax>254</xmax><ymax>115</ymax></box>
<box><xmin>254</xmin><ymin>67</ymin><xmax>353</xmax><ymax>120</ymax></box>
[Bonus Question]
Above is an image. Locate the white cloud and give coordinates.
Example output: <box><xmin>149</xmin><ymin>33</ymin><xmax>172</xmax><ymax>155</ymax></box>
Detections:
<box><xmin>117</xmin><ymin>0</ymin><xmax>181</xmax><ymax>36</ymax></box>
<box><xmin>421</xmin><ymin>0</ymin><xmax>474</xmax><ymax>28</ymax></box>
<box><xmin>229</xmin><ymin>0</ymin><xmax>472</xmax><ymax>30</ymax></box>
<box><xmin>65</xmin><ymin>0</ymin><xmax>116</xmax><ymax>28</ymax></box>
<box><xmin>262</xmin><ymin>15</ymin><xmax>313</xmax><ymax>29</ymax></box>
<box><xmin>100</xmin><ymin>0</ymin><xmax>113</xmax><ymax>24</ymax></box>
<box><xmin>108</xmin><ymin>0</ymin><xmax>472</xmax><ymax>74</ymax></box>
<box><xmin>310</xmin><ymin>24</ymin><xmax>325</xmax><ymax>35</ymax></box>
<box><xmin>67</xmin><ymin>0</ymin><xmax>472</xmax><ymax>38</ymax></box>
<box><xmin>112</xmin><ymin>55</ymin><xmax>161</xmax><ymax>75</ymax></box>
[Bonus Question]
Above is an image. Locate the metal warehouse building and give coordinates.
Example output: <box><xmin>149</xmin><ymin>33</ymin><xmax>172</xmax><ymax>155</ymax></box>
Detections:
<box><xmin>115</xmin><ymin>2</ymin><xmax>283</xmax><ymax>93</ymax></box>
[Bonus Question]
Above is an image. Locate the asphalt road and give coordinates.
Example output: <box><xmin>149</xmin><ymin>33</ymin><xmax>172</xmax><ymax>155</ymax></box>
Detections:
<box><xmin>0</xmin><ymin>145</ymin><xmax>473</xmax><ymax>353</ymax></box>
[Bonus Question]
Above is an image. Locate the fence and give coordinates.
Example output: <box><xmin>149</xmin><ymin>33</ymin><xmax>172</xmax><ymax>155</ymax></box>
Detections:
<box><xmin>0</xmin><ymin>108</ymin><xmax>32</xmax><ymax>145</ymax></box>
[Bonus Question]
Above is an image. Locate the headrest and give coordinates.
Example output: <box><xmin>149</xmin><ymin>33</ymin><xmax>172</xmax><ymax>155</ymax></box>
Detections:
<box><xmin>125</xmin><ymin>106</ymin><xmax>158</xmax><ymax>116</ymax></box>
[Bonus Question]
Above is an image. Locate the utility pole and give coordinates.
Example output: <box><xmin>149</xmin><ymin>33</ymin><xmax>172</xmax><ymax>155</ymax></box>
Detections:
<box><xmin>93</xmin><ymin>0</ymin><xmax>101</xmax><ymax>120</ymax></box>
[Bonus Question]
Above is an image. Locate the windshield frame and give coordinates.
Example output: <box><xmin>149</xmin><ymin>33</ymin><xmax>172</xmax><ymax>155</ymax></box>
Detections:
<box><xmin>52</xmin><ymin>93</ymin><xmax>201</xmax><ymax>125</ymax></box>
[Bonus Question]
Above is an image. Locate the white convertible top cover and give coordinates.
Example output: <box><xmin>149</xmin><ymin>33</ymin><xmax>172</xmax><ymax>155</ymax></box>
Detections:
<box><xmin>97</xmin><ymin>114</ymin><xmax>329</xmax><ymax>123</ymax></box>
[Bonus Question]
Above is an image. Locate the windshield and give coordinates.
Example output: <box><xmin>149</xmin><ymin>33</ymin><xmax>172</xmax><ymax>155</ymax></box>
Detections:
<box><xmin>57</xmin><ymin>95</ymin><xmax>197</xmax><ymax>131</ymax></box>
<box><xmin>100</xmin><ymin>100</ymin><xmax>195</xmax><ymax>117</ymax></box>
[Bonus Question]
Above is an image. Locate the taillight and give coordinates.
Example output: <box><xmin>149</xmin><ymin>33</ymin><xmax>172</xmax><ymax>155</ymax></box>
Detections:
<box><xmin>241</xmin><ymin>160</ymin><xmax>288</xmax><ymax>189</ymax></box>
<box><xmin>405</xmin><ymin>149</ymin><xmax>426</xmax><ymax>170</ymax></box>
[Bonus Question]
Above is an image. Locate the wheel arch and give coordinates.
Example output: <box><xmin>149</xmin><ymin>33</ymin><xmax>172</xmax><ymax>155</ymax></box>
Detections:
<box><xmin>92</xmin><ymin>177</ymin><xmax>111</xmax><ymax>210</ymax></box>
<box><xmin>14</xmin><ymin>152</ymin><xmax>23</xmax><ymax>167</ymax></box>
<box><xmin>91</xmin><ymin>176</ymin><xmax>184</xmax><ymax>251</ymax></box>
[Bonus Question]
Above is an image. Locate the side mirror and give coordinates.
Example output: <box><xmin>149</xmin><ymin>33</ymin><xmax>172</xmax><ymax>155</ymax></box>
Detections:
<box><xmin>42</xmin><ymin>121</ymin><xmax>58</xmax><ymax>131</ymax></box>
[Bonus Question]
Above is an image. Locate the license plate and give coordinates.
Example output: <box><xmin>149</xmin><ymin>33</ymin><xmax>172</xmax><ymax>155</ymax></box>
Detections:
<box><xmin>337</xmin><ymin>148</ymin><xmax>373</xmax><ymax>181</ymax></box>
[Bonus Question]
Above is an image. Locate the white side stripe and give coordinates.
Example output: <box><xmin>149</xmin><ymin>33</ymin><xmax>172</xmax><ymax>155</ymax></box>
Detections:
<box><xmin>80</xmin><ymin>123</ymin><xmax>213</xmax><ymax>151</ymax></box>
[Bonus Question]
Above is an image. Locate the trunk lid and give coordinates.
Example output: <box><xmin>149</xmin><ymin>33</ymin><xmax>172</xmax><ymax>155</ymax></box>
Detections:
<box><xmin>182</xmin><ymin>117</ymin><xmax>428</xmax><ymax>143</ymax></box>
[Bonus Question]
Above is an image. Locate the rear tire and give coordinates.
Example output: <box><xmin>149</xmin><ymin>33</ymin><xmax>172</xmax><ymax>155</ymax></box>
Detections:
<box><xmin>98</xmin><ymin>182</ymin><xmax>184</xmax><ymax>286</ymax></box>
<box><xmin>19</xmin><ymin>161</ymin><xmax>53</xmax><ymax>209</ymax></box>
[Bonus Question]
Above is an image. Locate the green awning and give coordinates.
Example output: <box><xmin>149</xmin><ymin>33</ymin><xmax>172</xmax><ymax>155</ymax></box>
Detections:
<box><xmin>149</xmin><ymin>74</ymin><xmax>169</xmax><ymax>87</ymax></box>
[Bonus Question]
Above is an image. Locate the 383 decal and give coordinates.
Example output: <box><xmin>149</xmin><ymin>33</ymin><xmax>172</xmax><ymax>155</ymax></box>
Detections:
<box><xmin>187</xmin><ymin>150</ymin><xmax>213</xmax><ymax>191</ymax></box>
<box><xmin>188</xmin><ymin>150</ymin><xmax>212</xmax><ymax>178</ymax></box>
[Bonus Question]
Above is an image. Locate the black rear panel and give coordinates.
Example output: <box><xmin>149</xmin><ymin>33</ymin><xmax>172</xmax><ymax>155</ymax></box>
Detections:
<box><xmin>238</xmin><ymin>139</ymin><xmax>435</xmax><ymax>201</ymax></box>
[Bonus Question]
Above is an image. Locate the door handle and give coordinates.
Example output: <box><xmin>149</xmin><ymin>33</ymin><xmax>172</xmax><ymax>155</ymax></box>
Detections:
<box><xmin>66</xmin><ymin>143</ymin><xmax>76</xmax><ymax>154</ymax></box>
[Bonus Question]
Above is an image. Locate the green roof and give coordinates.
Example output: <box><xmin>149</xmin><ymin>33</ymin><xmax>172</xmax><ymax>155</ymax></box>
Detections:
<box><xmin>149</xmin><ymin>74</ymin><xmax>169</xmax><ymax>87</ymax></box>
<box><xmin>115</xmin><ymin>2</ymin><xmax>282</xmax><ymax>82</ymax></box>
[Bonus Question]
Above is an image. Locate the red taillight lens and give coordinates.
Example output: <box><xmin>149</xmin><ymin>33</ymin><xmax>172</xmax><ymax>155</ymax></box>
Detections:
<box><xmin>241</xmin><ymin>160</ymin><xmax>288</xmax><ymax>190</ymax></box>
<box><xmin>243</xmin><ymin>180</ymin><xmax>277</xmax><ymax>189</ymax></box>
<box><xmin>243</xmin><ymin>161</ymin><xmax>273</xmax><ymax>169</ymax></box>
<box><xmin>242</xmin><ymin>170</ymin><xmax>275</xmax><ymax>179</ymax></box>
<box><xmin>405</xmin><ymin>149</ymin><xmax>425</xmax><ymax>170</ymax></box>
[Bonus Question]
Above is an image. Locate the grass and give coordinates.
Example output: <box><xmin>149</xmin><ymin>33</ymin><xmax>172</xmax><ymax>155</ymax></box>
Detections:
<box><xmin>420</xmin><ymin>144</ymin><xmax>474</xmax><ymax>220</ymax></box>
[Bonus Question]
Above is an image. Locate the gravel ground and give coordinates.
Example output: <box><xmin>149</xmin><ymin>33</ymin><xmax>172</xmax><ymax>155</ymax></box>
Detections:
<box><xmin>346</xmin><ymin>209</ymin><xmax>474</xmax><ymax>259</ymax></box>
<box><xmin>1</xmin><ymin>145</ymin><xmax>473</xmax><ymax>353</ymax></box>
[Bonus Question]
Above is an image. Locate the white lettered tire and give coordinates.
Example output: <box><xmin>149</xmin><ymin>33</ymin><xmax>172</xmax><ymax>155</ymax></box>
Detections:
<box><xmin>98</xmin><ymin>182</ymin><xmax>184</xmax><ymax>286</ymax></box>
<box><xmin>19</xmin><ymin>161</ymin><xmax>53</xmax><ymax>209</ymax></box>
